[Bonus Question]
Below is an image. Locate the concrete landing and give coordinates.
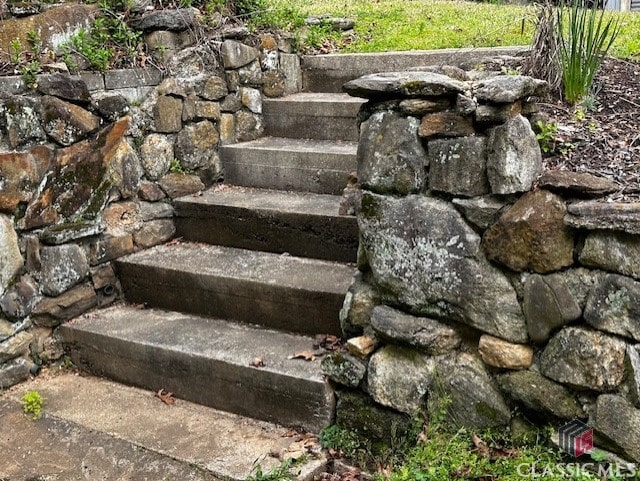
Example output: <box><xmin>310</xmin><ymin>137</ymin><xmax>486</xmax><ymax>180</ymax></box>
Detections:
<box><xmin>0</xmin><ymin>373</ymin><xmax>326</xmax><ymax>480</ymax></box>
<box><xmin>116</xmin><ymin>243</ymin><xmax>355</xmax><ymax>335</ymax></box>
<box><xmin>220</xmin><ymin>137</ymin><xmax>357</xmax><ymax>195</ymax></box>
<box><xmin>174</xmin><ymin>185</ymin><xmax>358</xmax><ymax>262</ymax></box>
<box><xmin>60</xmin><ymin>305</ymin><xmax>335</xmax><ymax>431</ymax></box>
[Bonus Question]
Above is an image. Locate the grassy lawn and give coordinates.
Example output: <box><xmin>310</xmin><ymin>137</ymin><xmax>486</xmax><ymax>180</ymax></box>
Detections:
<box><xmin>260</xmin><ymin>0</ymin><xmax>640</xmax><ymax>58</ymax></box>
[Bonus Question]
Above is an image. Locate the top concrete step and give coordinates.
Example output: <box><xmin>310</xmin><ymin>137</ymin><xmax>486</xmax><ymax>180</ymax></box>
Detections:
<box><xmin>301</xmin><ymin>46</ymin><xmax>528</xmax><ymax>93</ymax></box>
<box><xmin>3</xmin><ymin>373</ymin><xmax>326</xmax><ymax>480</ymax></box>
<box><xmin>263</xmin><ymin>93</ymin><xmax>365</xmax><ymax>141</ymax></box>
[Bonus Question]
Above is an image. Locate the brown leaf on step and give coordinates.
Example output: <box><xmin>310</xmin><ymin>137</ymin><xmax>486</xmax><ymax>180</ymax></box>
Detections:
<box><xmin>164</xmin><ymin>237</ymin><xmax>183</xmax><ymax>247</ymax></box>
<box><xmin>314</xmin><ymin>334</ymin><xmax>347</xmax><ymax>352</ymax></box>
<box><xmin>155</xmin><ymin>389</ymin><xmax>176</xmax><ymax>405</ymax></box>
<box><xmin>282</xmin><ymin>429</ymin><xmax>299</xmax><ymax>438</ymax></box>
<box><xmin>471</xmin><ymin>432</ymin><xmax>490</xmax><ymax>458</ymax></box>
<box><xmin>249</xmin><ymin>358</ymin><xmax>265</xmax><ymax>368</ymax></box>
<box><xmin>288</xmin><ymin>351</ymin><xmax>316</xmax><ymax>362</ymax></box>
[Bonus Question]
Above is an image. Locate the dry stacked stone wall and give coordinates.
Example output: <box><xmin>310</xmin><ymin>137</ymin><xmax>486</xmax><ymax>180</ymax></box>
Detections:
<box><xmin>324</xmin><ymin>68</ymin><xmax>640</xmax><ymax>462</ymax></box>
<box><xmin>0</xmin><ymin>35</ymin><xmax>301</xmax><ymax>389</ymax></box>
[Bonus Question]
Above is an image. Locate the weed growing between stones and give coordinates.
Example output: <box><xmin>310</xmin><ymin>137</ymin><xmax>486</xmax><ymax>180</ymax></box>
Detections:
<box><xmin>20</xmin><ymin>389</ymin><xmax>44</xmax><ymax>420</ymax></box>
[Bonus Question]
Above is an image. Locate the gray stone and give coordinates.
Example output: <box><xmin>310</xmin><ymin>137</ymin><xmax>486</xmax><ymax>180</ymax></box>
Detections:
<box><xmin>418</xmin><ymin>112</ymin><xmax>475</xmax><ymax>138</ymax></box>
<box><xmin>557</xmin><ymin>268</ymin><xmax>602</xmax><ymax>310</ymax></box>
<box><xmin>472</xmin><ymin>75</ymin><xmax>548</xmax><ymax>103</ymax></box>
<box><xmin>566</xmin><ymin>201</ymin><xmax>640</xmax><ymax>234</ymax></box>
<box><xmin>158</xmin><ymin>173</ymin><xmax>204</xmax><ymax>198</ymax></box>
<box><xmin>496</xmin><ymin>370</ymin><xmax>584</xmax><ymax>419</ymax></box>
<box><xmin>0</xmin><ymin>331</ymin><xmax>32</xmax><ymax>362</ymax></box>
<box><xmin>219</xmin><ymin>113</ymin><xmax>236</xmax><ymax>145</ymax></box>
<box><xmin>339</xmin><ymin>273</ymin><xmax>380</xmax><ymax>337</ymax></box>
<box><xmin>435</xmin><ymin>353</ymin><xmax>511</xmax><ymax>429</ymax></box>
<box><xmin>452</xmin><ymin>196</ymin><xmax>508</xmax><ymax>230</ymax></box>
<box><xmin>540</xmin><ymin>327</ymin><xmax>626</xmax><ymax>392</ymax></box>
<box><xmin>1</xmin><ymin>96</ymin><xmax>46</xmax><ymax>148</ymax></box>
<box><xmin>0</xmin><ymin>320</ymin><xmax>15</xmax><ymax>342</ymax></box>
<box><xmin>238</xmin><ymin>60</ymin><xmax>263</xmax><ymax>87</ymax></box>
<box><xmin>279</xmin><ymin>53</ymin><xmax>302</xmax><ymax>95</ymax></box>
<box><xmin>487</xmin><ymin>115</ymin><xmax>542</xmax><ymax>194</ymax></box>
<box><xmin>482</xmin><ymin>190</ymin><xmax>574</xmax><ymax>273</ymax></box>
<box><xmin>156</xmin><ymin>78</ymin><xmax>187</xmax><ymax>98</ymax></box>
<box><xmin>38</xmin><ymin>244</ymin><xmax>89</xmax><ymax>297</ymax></box>
<box><xmin>0</xmin><ymin>357</ymin><xmax>31</xmax><ymax>388</ymax></box>
<box><xmin>539</xmin><ymin>171</ymin><xmax>619</xmax><ymax>198</ymax></box>
<box><xmin>174</xmin><ymin>120</ymin><xmax>220</xmax><ymax>173</ymax></box>
<box><xmin>226</xmin><ymin>70</ymin><xmax>240</xmax><ymax>92</ymax></box>
<box><xmin>580</xmin><ymin>231</ymin><xmax>640</xmax><ymax>280</ymax></box>
<box><xmin>371</xmin><ymin>305</ymin><xmax>461</xmax><ymax>355</ymax></box>
<box><xmin>0</xmin><ymin>215</ymin><xmax>23</xmax><ymax>298</ymax></box>
<box><xmin>139</xmin><ymin>201</ymin><xmax>174</xmax><ymax>221</ymax></box>
<box><xmin>523</xmin><ymin>273</ymin><xmax>582</xmax><ymax>343</ymax></box>
<box><xmin>40</xmin><ymin>221</ymin><xmax>103</xmax><ymax>246</ymax></box>
<box><xmin>359</xmin><ymin>193</ymin><xmax>527</xmax><ymax>342</ymax></box>
<box><xmin>181</xmin><ymin>94</ymin><xmax>197</xmax><ymax>122</ymax></box>
<box><xmin>0</xmin><ymin>147</ymin><xmax>53</xmax><ymax>214</ymax></box>
<box><xmin>455</xmin><ymin>94</ymin><xmax>477</xmax><ymax>115</ymax></box>
<box><xmin>133</xmin><ymin>219</ymin><xmax>176</xmax><ymax>248</ymax></box>
<box><xmin>357</xmin><ymin>111</ymin><xmax>426</xmax><ymax>195</ymax></box>
<box><xmin>200</xmin><ymin>75</ymin><xmax>228</xmax><ymax>101</ymax></box>
<box><xmin>585</xmin><ymin>274</ymin><xmax>640</xmax><ymax>342</ymax></box>
<box><xmin>367</xmin><ymin>345</ymin><xmax>435</xmax><ymax>414</ymax></box>
<box><xmin>102</xmin><ymin>201</ymin><xmax>142</xmax><ymax>237</ymax></box>
<box><xmin>593</xmin><ymin>395</ymin><xmax>640</xmax><ymax>462</ymax></box>
<box><xmin>343</xmin><ymin>71</ymin><xmax>467</xmax><ymax>99</ymax></box>
<box><xmin>138</xmin><ymin>181</ymin><xmax>166</xmax><ymax>202</ymax></box>
<box><xmin>88</xmin><ymin>235</ymin><xmax>135</xmax><ymax>265</ymax></box>
<box><xmin>221</xmin><ymin>40</ymin><xmax>259</xmax><ymax>69</ymax></box>
<box><xmin>306</xmin><ymin>16</ymin><xmax>355</xmax><ymax>30</ymax></box>
<box><xmin>41</xmin><ymin>95</ymin><xmax>101</xmax><ymax>146</ymax></box>
<box><xmin>400</xmin><ymin>98</ymin><xmax>451</xmax><ymax>116</ymax></box>
<box><xmin>32</xmin><ymin>283</ymin><xmax>98</xmax><ymax>327</ymax></box>
<box><xmin>154</xmin><ymin>96</ymin><xmax>182</xmax><ymax>133</ymax></box>
<box><xmin>106</xmin><ymin>138</ymin><xmax>143</xmax><ymax>199</ymax></box>
<box><xmin>93</xmin><ymin>93</ymin><xmax>130</xmax><ymax>122</ymax></box>
<box><xmin>221</xmin><ymin>94</ymin><xmax>242</xmax><ymax>113</ymax></box>
<box><xmin>262</xmin><ymin>70</ymin><xmax>286</xmax><ymax>98</ymax></box>
<box><xmin>131</xmin><ymin>8</ymin><xmax>198</xmax><ymax>32</ymax></box>
<box><xmin>428</xmin><ymin>137</ymin><xmax>489</xmax><ymax>197</ymax></box>
<box><xmin>321</xmin><ymin>352</ymin><xmax>367</xmax><ymax>388</ymax></box>
<box><xmin>194</xmin><ymin>101</ymin><xmax>221</xmax><ymax>120</ymax></box>
<box><xmin>475</xmin><ymin>102</ymin><xmax>521</xmax><ymax>124</ymax></box>
<box><xmin>38</xmin><ymin>73</ymin><xmax>91</xmax><ymax>104</ymax></box>
<box><xmin>626</xmin><ymin>345</ymin><xmax>640</xmax><ymax>408</ymax></box>
<box><xmin>104</xmin><ymin>69</ymin><xmax>163</xmax><ymax>90</ymax></box>
<box><xmin>336</xmin><ymin>390</ymin><xmax>411</xmax><ymax>441</ymax></box>
<box><xmin>0</xmin><ymin>276</ymin><xmax>39</xmax><ymax>321</ymax></box>
<box><xmin>235</xmin><ymin>111</ymin><xmax>263</xmax><ymax>142</ymax></box>
<box><xmin>240</xmin><ymin>87</ymin><xmax>262</xmax><ymax>114</ymax></box>
<box><xmin>140</xmin><ymin>133</ymin><xmax>173</xmax><ymax>181</ymax></box>
<box><xmin>478</xmin><ymin>335</ymin><xmax>533</xmax><ymax>369</ymax></box>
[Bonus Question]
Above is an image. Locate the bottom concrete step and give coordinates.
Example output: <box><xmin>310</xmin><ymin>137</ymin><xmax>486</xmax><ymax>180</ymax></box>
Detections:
<box><xmin>60</xmin><ymin>305</ymin><xmax>335</xmax><ymax>432</ymax></box>
<box><xmin>1</xmin><ymin>373</ymin><xmax>326</xmax><ymax>480</ymax></box>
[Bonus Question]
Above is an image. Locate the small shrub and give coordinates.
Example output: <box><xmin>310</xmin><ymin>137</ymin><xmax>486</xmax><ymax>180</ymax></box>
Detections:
<box><xmin>21</xmin><ymin>390</ymin><xmax>44</xmax><ymax>420</ymax></box>
<box><xmin>319</xmin><ymin>425</ymin><xmax>364</xmax><ymax>458</ymax></box>
<box><xmin>535</xmin><ymin>119</ymin><xmax>558</xmax><ymax>154</ymax></box>
<box><xmin>246</xmin><ymin>458</ymin><xmax>294</xmax><ymax>481</ymax></box>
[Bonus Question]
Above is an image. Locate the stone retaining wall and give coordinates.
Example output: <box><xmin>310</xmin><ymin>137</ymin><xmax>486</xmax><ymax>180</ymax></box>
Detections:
<box><xmin>0</xmin><ymin>37</ymin><xmax>301</xmax><ymax>389</ymax></box>
<box><xmin>325</xmin><ymin>68</ymin><xmax>640</xmax><ymax>462</ymax></box>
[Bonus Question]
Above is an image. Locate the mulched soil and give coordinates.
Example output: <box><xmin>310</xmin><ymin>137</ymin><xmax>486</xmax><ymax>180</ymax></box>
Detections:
<box><xmin>537</xmin><ymin>57</ymin><xmax>640</xmax><ymax>201</ymax></box>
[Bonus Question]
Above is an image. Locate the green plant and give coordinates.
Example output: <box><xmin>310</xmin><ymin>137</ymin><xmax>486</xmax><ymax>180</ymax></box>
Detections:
<box><xmin>170</xmin><ymin>158</ymin><xmax>185</xmax><ymax>174</ymax></box>
<box><xmin>535</xmin><ymin>119</ymin><xmax>558</xmax><ymax>154</ymax></box>
<box><xmin>319</xmin><ymin>425</ymin><xmax>365</xmax><ymax>458</ymax></box>
<box><xmin>21</xmin><ymin>390</ymin><xmax>44</xmax><ymax>420</ymax></box>
<box><xmin>246</xmin><ymin>458</ymin><xmax>294</xmax><ymax>481</ymax></box>
<box><xmin>26</xmin><ymin>29</ymin><xmax>42</xmax><ymax>57</ymax></box>
<box><xmin>20</xmin><ymin>61</ymin><xmax>40</xmax><ymax>89</ymax></box>
<box><xmin>9</xmin><ymin>38</ymin><xmax>22</xmax><ymax>64</ymax></box>
<box><xmin>556</xmin><ymin>0</ymin><xmax>620</xmax><ymax>105</ymax></box>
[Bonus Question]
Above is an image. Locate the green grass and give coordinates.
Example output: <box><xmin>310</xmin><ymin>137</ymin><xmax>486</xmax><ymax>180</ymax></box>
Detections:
<box><xmin>260</xmin><ymin>0</ymin><xmax>640</xmax><ymax>59</ymax></box>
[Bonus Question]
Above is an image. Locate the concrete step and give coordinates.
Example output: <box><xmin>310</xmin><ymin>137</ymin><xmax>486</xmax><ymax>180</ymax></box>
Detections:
<box><xmin>220</xmin><ymin>137</ymin><xmax>357</xmax><ymax>195</ymax></box>
<box><xmin>115</xmin><ymin>243</ymin><xmax>354</xmax><ymax>335</ymax></box>
<box><xmin>174</xmin><ymin>186</ymin><xmax>358</xmax><ymax>262</ymax></box>
<box><xmin>302</xmin><ymin>46</ymin><xmax>528</xmax><ymax>93</ymax></box>
<box><xmin>2</xmin><ymin>372</ymin><xmax>327</xmax><ymax>480</ymax></box>
<box><xmin>263</xmin><ymin>93</ymin><xmax>365</xmax><ymax>141</ymax></box>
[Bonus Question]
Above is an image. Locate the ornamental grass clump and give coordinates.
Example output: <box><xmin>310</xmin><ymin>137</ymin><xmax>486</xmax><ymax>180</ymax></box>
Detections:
<box><xmin>556</xmin><ymin>0</ymin><xmax>620</xmax><ymax>105</ymax></box>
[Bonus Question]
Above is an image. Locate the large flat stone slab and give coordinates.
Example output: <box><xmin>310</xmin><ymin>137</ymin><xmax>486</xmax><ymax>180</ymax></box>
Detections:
<box><xmin>116</xmin><ymin>243</ymin><xmax>355</xmax><ymax>335</ymax></box>
<box><xmin>60</xmin><ymin>305</ymin><xmax>335</xmax><ymax>432</ymax></box>
<box><xmin>1</xmin><ymin>373</ymin><xmax>326</xmax><ymax>480</ymax></box>
<box><xmin>175</xmin><ymin>186</ymin><xmax>358</xmax><ymax>262</ymax></box>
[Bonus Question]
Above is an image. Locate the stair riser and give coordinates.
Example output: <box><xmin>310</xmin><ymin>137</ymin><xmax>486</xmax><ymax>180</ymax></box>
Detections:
<box><xmin>61</xmin><ymin>328</ymin><xmax>334</xmax><ymax>432</ymax></box>
<box><xmin>116</xmin><ymin>262</ymin><xmax>344</xmax><ymax>335</ymax></box>
<box><xmin>264</xmin><ymin>112</ymin><xmax>359</xmax><ymax>141</ymax></box>
<box><xmin>175</xmin><ymin>204</ymin><xmax>358</xmax><ymax>262</ymax></box>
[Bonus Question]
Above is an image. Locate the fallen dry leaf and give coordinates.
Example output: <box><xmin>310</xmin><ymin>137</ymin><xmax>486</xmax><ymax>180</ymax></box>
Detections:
<box><xmin>471</xmin><ymin>432</ymin><xmax>490</xmax><ymax>458</ymax></box>
<box><xmin>288</xmin><ymin>351</ymin><xmax>316</xmax><ymax>362</ymax></box>
<box><xmin>155</xmin><ymin>389</ymin><xmax>176</xmax><ymax>405</ymax></box>
<box><xmin>164</xmin><ymin>237</ymin><xmax>184</xmax><ymax>247</ymax></box>
<box><xmin>249</xmin><ymin>358</ymin><xmax>265</xmax><ymax>367</ymax></box>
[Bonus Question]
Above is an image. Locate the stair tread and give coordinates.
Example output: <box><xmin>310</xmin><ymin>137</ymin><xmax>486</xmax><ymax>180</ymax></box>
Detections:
<box><xmin>118</xmin><ymin>243</ymin><xmax>355</xmax><ymax>295</ymax></box>
<box><xmin>64</xmin><ymin>304</ymin><xmax>326</xmax><ymax>382</ymax></box>
<box><xmin>176</xmin><ymin>185</ymin><xmax>347</xmax><ymax>218</ymax></box>
<box><xmin>222</xmin><ymin>136</ymin><xmax>357</xmax><ymax>155</ymax></box>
